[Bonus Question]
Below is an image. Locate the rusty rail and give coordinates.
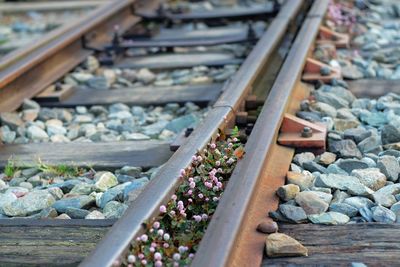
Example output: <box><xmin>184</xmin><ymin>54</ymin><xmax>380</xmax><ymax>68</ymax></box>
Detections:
<box><xmin>191</xmin><ymin>1</ymin><xmax>329</xmax><ymax>267</ymax></box>
<box><xmin>0</xmin><ymin>0</ymin><xmax>142</xmax><ymax>112</ymax></box>
<box><xmin>79</xmin><ymin>1</ymin><xmax>305</xmax><ymax>266</ymax></box>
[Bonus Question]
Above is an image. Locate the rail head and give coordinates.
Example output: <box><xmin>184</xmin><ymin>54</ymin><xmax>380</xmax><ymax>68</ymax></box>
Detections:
<box><xmin>190</xmin><ymin>1</ymin><xmax>330</xmax><ymax>267</ymax></box>
<box><xmin>79</xmin><ymin>1</ymin><xmax>306</xmax><ymax>266</ymax></box>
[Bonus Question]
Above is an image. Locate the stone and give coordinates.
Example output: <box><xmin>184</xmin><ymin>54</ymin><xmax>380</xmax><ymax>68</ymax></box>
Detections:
<box><xmin>279</xmin><ymin>204</ymin><xmax>307</xmax><ymax>223</ymax></box>
<box><xmin>103</xmin><ymin>201</ymin><xmax>128</xmax><ymax>219</ymax></box>
<box><xmin>314</xmin><ymin>90</ymin><xmax>349</xmax><ymax>109</ymax></box>
<box><xmin>351</xmin><ymin>168</ymin><xmax>386</xmax><ymax>191</ymax></box>
<box><xmin>99</xmin><ymin>183</ymin><xmax>129</xmax><ymax>208</ymax></box>
<box><xmin>165</xmin><ymin>114</ymin><xmax>198</xmax><ymax>133</ymax></box>
<box><xmin>142</xmin><ymin>120</ymin><xmax>168</xmax><ymax>137</ymax></box>
<box><xmin>302</xmin><ymin>161</ymin><xmax>327</xmax><ymax>174</ymax></box>
<box><xmin>85</xmin><ymin>210</ymin><xmax>105</xmax><ymax>219</ymax></box>
<box><xmin>123</xmin><ymin>177</ymin><xmax>149</xmax><ymax>200</ymax></box>
<box><xmin>295</xmin><ymin>191</ymin><xmax>329</xmax><ymax>215</ymax></box>
<box><xmin>0</xmin><ymin>126</ymin><xmax>16</xmax><ymax>144</ymax></box>
<box><xmin>125</xmin><ymin>186</ymin><xmax>146</xmax><ymax>205</ymax></box>
<box><xmin>65</xmin><ymin>207</ymin><xmax>90</xmax><ymax>219</ymax></box>
<box><xmin>359</xmin><ymin>207</ymin><xmax>373</xmax><ymax>222</ymax></box>
<box><xmin>372</xmin><ymin>184</ymin><xmax>400</xmax><ymax>207</ymax></box>
<box><xmin>286</xmin><ymin>171</ymin><xmax>314</xmax><ymax>191</ymax></box>
<box><xmin>311</xmin><ymin>191</ymin><xmax>333</xmax><ymax>204</ymax></box>
<box><xmin>0</xmin><ymin>113</ymin><xmax>24</xmax><ymax>130</ymax></box>
<box><xmin>337</xmin><ymin>109</ymin><xmax>357</xmax><ymax>121</ymax></box>
<box><xmin>381</xmin><ymin>125</ymin><xmax>400</xmax><ymax>145</ymax></box>
<box><xmin>256</xmin><ymin>221</ymin><xmax>278</xmax><ymax>234</ymax></box>
<box><xmin>55</xmin><ymin>214</ymin><xmax>71</xmax><ymax>219</ymax></box>
<box><xmin>293</xmin><ymin>152</ymin><xmax>315</xmax><ymax>167</ymax></box>
<box><xmin>265</xmin><ymin>233</ymin><xmax>308</xmax><ymax>257</ymax></box>
<box><xmin>314</xmin><ymin>174</ymin><xmax>369</xmax><ymax>195</ymax></box>
<box><xmin>336</xmin><ymin>159</ymin><xmax>369</xmax><ymax>173</ymax></box>
<box><xmin>361</xmin><ymin>157</ymin><xmax>377</xmax><ymax>168</ymax></box>
<box><xmin>22</xmin><ymin>99</ymin><xmax>40</xmax><ymax>110</ymax></box>
<box><xmin>70</xmin><ymin>183</ymin><xmax>95</xmax><ymax>195</ymax></box>
<box><xmin>276</xmin><ymin>184</ymin><xmax>300</xmax><ymax>202</ymax></box>
<box><xmin>372</xmin><ymin>205</ymin><xmax>396</xmax><ymax>223</ymax></box>
<box><xmin>2</xmin><ymin>191</ymin><xmax>55</xmax><ymax>217</ymax></box>
<box><xmin>344</xmin><ymin>197</ymin><xmax>375</xmax><ymax>209</ymax></box>
<box><xmin>341</xmin><ymin>65</ymin><xmax>364</xmax><ymax>80</ymax></box>
<box><xmin>331</xmin><ymin>190</ymin><xmax>350</xmax><ymax>204</ymax></box>
<box><xmin>357</xmin><ymin>135</ymin><xmax>382</xmax><ymax>154</ymax></box>
<box><xmin>122</xmin><ymin>133</ymin><xmax>150</xmax><ymax>141</ymax></box>
<box><xmin>390</xmin><ymin>201</ymin><xmax>400</xmax><ymax>222</ymax></box>
<box><xmin>52</xmin><ymin>195</ymin><xmax>95</xmax><ymax>213</ymax></box>
<box><xmin>343</xmin><ymin>128</ymin><xmax>371</xmax><ymax>143</ymax></box>
<box><xmin>329</xmin><ymin>203</ymin><xmax>359</xmax><ymax>217</ymax></box>
<box><xmin>309</xmin><ymin>102</ymin><xmax>337</xmax><ymax>118</ymax></box>
<box><xmin>317</xmin><ymin>152</ymin><xmax>336</xmax><ymax>165</ymax></box>
<box><xmin>308</xmin><ymin>212</ymin><xmax>350</xmax><ymax>225</ymax></box>
<box><xmin>94</xmin><ymin>172</ymin><xmax>118</xmax><ymax>192</ymax></box>
<box><xmin>50</xmin><ymin>180</ymin><xmax>82</xmax><ymax>193</ymax></box>
<box><xmin>27</xmin><ymin>125</ymin><xmax>49</xmax><ymax>141</ymax></box>
<box><xmin>0</xmin><ymin>192</ymin><xmax>18</xmax><ymax>214</ymax></box>
<box><xmin>377</xmin><ymin>156</ymin><xmax>400</xmax><ymax>182</ymax></box>
<box><xmin>329</xmin><ymin>139</ymin><xmax>362</xmax><ymax>159</ymax></box>
<box><xmin>119</xmin><ymin>166</ymin><xmax>142</xmax><ymax>178</ymax></box>
<box><xmin>137</xmin><ymin>68</ymin><xmax>156</xmax><ymax>84</ymax></box>
<box><xmin>19</xmin><ymin>182</ymin><xmax>33</xmax><ymax>190</ymax></box>
<box><xmin>38</xmin><ymin>207</ymin><xmax>58</xmax><ymax>218</ymax></box>
<box><xmin>334</xmin><ymin>119</ymin><xmax>360</xmax><ymax>132</ymax></box>
<box><xmin>326</xmin><ymin>164</ymin><xmax>348</xmax><ymax>175</ymax></box>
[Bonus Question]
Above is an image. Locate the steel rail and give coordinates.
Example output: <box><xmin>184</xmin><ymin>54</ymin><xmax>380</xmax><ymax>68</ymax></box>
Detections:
<box><xmin>0</xmin><ymin>0</ymin><xmax>142</xmax><ymax>112</ymax></box>
<box><xmin>191</xmin><ymin>1</ymin><xmax>330</xmax><ymax>267</ymax></box>
<box><xmin>79</xmin><ymin>1</ymin><xmax>305</xmax><ymax>266</ymax></box>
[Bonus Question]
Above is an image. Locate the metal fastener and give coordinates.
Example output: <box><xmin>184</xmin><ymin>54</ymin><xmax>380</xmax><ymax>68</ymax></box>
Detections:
<box><xmin>301</xmin><ymin>126</ymin><xmax>313</xmax><ymax>138</ymax></box>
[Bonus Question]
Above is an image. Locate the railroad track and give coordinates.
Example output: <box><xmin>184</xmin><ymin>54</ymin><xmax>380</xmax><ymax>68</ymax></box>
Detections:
<box><xmin>0</xmin><ymin>0</ymin><xmax>303</xmax><ymax>266</ymax></box>
<box><xmin>2</xmin><ymin>0</ymin><xmax>398</xmax><ymax>266</ymax></box>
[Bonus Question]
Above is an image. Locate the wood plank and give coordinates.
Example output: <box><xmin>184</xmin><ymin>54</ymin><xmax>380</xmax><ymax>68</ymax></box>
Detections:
<box><xmin>0</xmin><ymin>222</ymin><xmax>111</xmax><ymax>266</ymax></box>
<box><xmin>116</xmin><ymin>52</ymin><xmax>242</xmax><ymax>70</ymax></box>
<box><xmin>263</xmin><ymin>223</ymin><xmax>400</xmax><ymax>266</ymax></box>
<box><xmin>0</xmin><ymin>1</ymin><xmax>104</xmax><ymax>13</ymax></box>
<box><xmin>348</xmin><ymin>79</ymin><xmax>400</xmax><ymax>98</ymax></box>
<box><xmin>0</xmin><ymin>141</ymin><xmax>173</xmax><ymax>169</ymax></box>
<box><xmin>35</xmin><ymin>84</ymin><xmax>223</xmax><ymax>107</ymax></box>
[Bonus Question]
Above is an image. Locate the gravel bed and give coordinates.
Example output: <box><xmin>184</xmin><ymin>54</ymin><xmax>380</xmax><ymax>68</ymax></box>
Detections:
<box><xmin>0</xmin><ymin>99</ymin><xmax>208</xmax><ymax>144</ymax></box>
<box><xmin>0</xmin><ymin>164</ymin><xmax>160</xmax><ymax>219</ymax></box>
<box><xmin>313</xmin><ymin>0</ymin><xmax>400</xmax><ymax>80</ymax></box>
<box><xmin>0</xmin><ymin>9</ymin><xmax>91</xmax><ymax>56</ymax></box>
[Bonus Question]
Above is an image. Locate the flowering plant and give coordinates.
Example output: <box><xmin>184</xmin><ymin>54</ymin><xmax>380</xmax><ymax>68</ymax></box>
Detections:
<box><xmin>120</xmin><ymin>128</ymin><xmax>244</xmax><ymax>266</ymax></box>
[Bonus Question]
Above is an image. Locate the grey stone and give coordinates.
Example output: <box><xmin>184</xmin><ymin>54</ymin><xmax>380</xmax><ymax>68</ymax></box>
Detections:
<box><xmin>326</xmin><ymin>164</ymin><xmax>348</xmax><ymax>175</ymax></box>
<box><xmin>309</xmin><ymin>102</ymin><xmax>337</xmax><ymax>118</ymax></box>
<box><xmin>381</xmin><ymin>124</ymin><xmax>400</xmax><ymax>145</ymax></box>
<box><xmin>278</xmin><ymin>204</ymin><xmax>307</xmax><ymax>223</ymax></box>
<box><xmin>295</xmin><ymin>191</ymin><xmax>329</xmax><ymax>215</ymax></box>
<box><xmin>357</xmin><ymin>135</ymin><xmax>382</xmax><ymax>154</ymax></box>
<box><xmin>55</xmin><ymin>214</ymin><xmax>71</xmax><ymax>219</ymax></box>
<box><xmin>52</xmin><ymin>195</ymin><xmax>95</xmax><ymax>213</ymax></box>
<box><xmin>314</xmin><ymin>91</ymin><xmax>349</xmax><ymax>109</ymax></box>
<box><xmin>85</xmin><ymin>210</ymin><xmax>105</xmax><ymax>219</ymax></box>
<box><xmin>22</xmin><ymin>99</ymin><xmax>40</xmax><ymax>110</ymax></box>
<box><xmin>0</xmin><ymin>192</ymin><xmax>17</xmax><ymax>214</ymax></box>
<box><xmin>337</xmin><ymin>109</ymin><xmax>357</xmax><ymax>121</ymax></box>
<box><xmin>308</xmin><ymin>212</ymin><xmax>350</xmax><ymax>225</ymax></box>
<box><xmin>0</xmin><ymin>126</ymin><xmax>16</xmax><ymax>144</ymax></box>
<box><xmin>390</xmin><ymin>201</ymin><xmax>400</xmax><ymax>222</ymax></box>
<box><xmin>87</xmin><ymin>76</ymin><xmax>109</xmax><ymax>90</ymax></box>
<box><xmin>359</xmin><ymin>207</ymin><xmax>373</xmax><ymax>222</ymax></box>
<box><xmin>37</xmin><ymin>207</ymin><xmax>58</xmax><ymax>218</ymax></box>
<box><xmin>142</xmin><ymin>120</ymin><xmax>168</xmax><ymax>137</ymax></box>
<box><xmin>351</xmin><ymin>168</ymin><xmax>387</xmax><ymax>191</ymax></box>
<box><xmin>302</xmin><ymin>161</ymin><xmax>327</xmax><ymax>174</ymax></box>
<box><xmin>379</xmin><ymin>150</ymin><xmax>400</xmax><ymax>158</ymax></box>
<box><xmin>317</xmin><ymin>152</ymin><xmax>336</xmax><ymax>165</ymax></box>
<box><xmin>165</xmin><ymin>114</ymin><xmax>198</xmax><ymax>133</ymax></box>
<box><xmin>329</xmin><ymin>139</ymin><xmax>362</xmax><ymax>159</ymax></box>
<box><xmin>47</xmin><ymin>187</ymin><xmax>64</xmax><ymax>200</ymax></box>
<box><xmin>344</xmin><ymin>196</ymin><xmax>375</xmax><ymax>209</ymax></box>
<box><xmin>293</xmin><ymin>152</ymin><xmax>315</xmax><ymax>168</ymax></box>
<box><xmin>98</xmin><ymin>183</ymin><xmax>129</xmax><ymax>208</ymax></box>
<box><xmin>27</xmin><ymin>125</ymin><xmax>49</xmax><ymax>141</ymax></box>
<box><xmin>341</xmin><ymin>65</ymin><xmax>364</xmax><ymax>80</ymax></box>
<box><xmin>103</xmin><ymin>201</ymin><xmax>128</xmax><ymax>219</ymax></box>
<box><xmin>3</xmin><ymin>191</ymin><xmax>55</xmax><ymax>217</ymax></box>
<box><xmin>49</xmin><ymin>180</ymin><xmax>82</xmax><ymax>193</ymax></box>
<box><xmin>286</xmin><ymin>171</ymin><xmax>314</xmax><ymax>191</ymax></box>
<box><xmin>372</xmin><ymin>205</ymin><xmax>396</xmax><ymax>223</ymax></box>
<box><xmin>377</xmin><ymin>155</ymin><xmax>400</xmax><ymax>182</ymax></box>
<box><xmin>361</xmin><ymin>157</ymin><xmax>377</xmax><ymax>168</ymax></box>
<box><xmin>123</xmin><ymin>177</ymin><xmax>149</xmax><ymax>200</ymax></box>
<box><xmin>296</xmin><ymin>111</ymin><xmax>322</xmax><ymax>122</ymax></box>
<box><xmin>334</xmin><ymin>119</ymin><xmax>361</xmax><ymax>132</ymax></box>
<box><xmin>329</xmin><ymin>203</ymin><xmax>358</xmax><ymax>217</ymax></box>
<box><xmin>69</xmin><ymin>183</ymin><xmax>95</xmax><ymax>195</ymax></box>
<box><xmin>116</xmin><ymin>174</ymin><xmax>135</xmax><ymax>183</ymax></box>
<box><xmin>119</xmin><ymin>166</ymin><xmax>142</xmax><ymax>178</ymax></box>
<box><xmin>336</xmin><ymin>159</ymin><xmax>369</xmax><ymax>173</ymax></box>
<box><xmin>269</xmin><ymin>210</ymin><xmax>292</xmax><ymax>223</ymax></box>
<box><xmin>65</xmin><ymin>207</ymin><xmax>90</xmax><ymax>219</ymax></box>
<box><xmin>331</xmin><ymin>190</ymin><xmax>350</xmax><ymax>204</ymax></box>
<box><xmin>372</xmin><ymin>184</ymin><xmax>400</xmax><ymax>207</ymax></box>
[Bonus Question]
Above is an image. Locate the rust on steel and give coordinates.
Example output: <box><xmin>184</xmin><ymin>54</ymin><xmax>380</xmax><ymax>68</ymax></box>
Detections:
<box><xmin>79</xmin><ymin>2</ymin><xmax>304</xmax><ymax>267</ymax></box>
<box><xmin>191</xmin><ymin>1</ymin><xmax>329</xmax><ymax>267</ymax></box>
<box><xmin>0</xmin><ymin>0</ymin><xmax>140</xmax><ymax>112</ymax></box>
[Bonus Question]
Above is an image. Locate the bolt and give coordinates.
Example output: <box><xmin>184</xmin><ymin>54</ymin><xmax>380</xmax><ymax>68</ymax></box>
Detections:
<box><xmin>301</xmin><ymin>127</ymin><xmax>313</xmax><ymax>138</ymax></box>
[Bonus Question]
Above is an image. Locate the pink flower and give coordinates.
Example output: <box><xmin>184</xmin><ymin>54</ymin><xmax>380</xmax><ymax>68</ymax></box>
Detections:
<box><xmin>198</xmin><ymin>193</ymin><xmax>204</xmax><ymax>199</ymax></box>
<box><xmin>202</xmin><ymin>214</ymin><xmax>208</xmax><ymax>221</ymax></box>
<box><xmin>217</xmin><ymin>182</ymin><xmax>223</xmax><ymax>188</ymax></box>
<box><xmin>141</xmin><ymin>259</ymin><xmax>147</xmax><ymax>265</ymax></box>
<box><xmin>188</xmin><ymin>177</ymin><xmax>194</xmax><ymax>183</ymax></box>
<box><xmin>170</xmin><ymin>210</ymin><xmax>176</xmax><ymax>216</ymax></box>
<box><xmin>215</xmin><ymin>161</ymin><xmax>221</xmax><ymax>166</ymax></box>
<box><xmin>153</xmin><ymin>221</ymin><xmax>160</xmax><ymax>229</ymax></box>
<box><xmin>228</xmin><ymin>143</ymin><xmax>233</xmax><ymax>148</ymax></box>
<box><xmin>150</xmin><ymin>247</ymin><xmax>155</xmax><ymax>253</ymax></box>
<box><xmin>193</xmin><ymin>215</ymin><xmax>202</xmax><ymax>222</ymax></box>
<box><xmin>187</xmin><ymin>190</ymin><xmax>193</xmax><ymax>195</ymax></box>
<box><xmin>233</xmin><ymin>137</ymin><xmax>238</xmax><ymax>142</ymax></box>
<box><xmin>138</xmin><ymin>253</ymin><xmax>144</xmax><ymax>259</ymax></box>
<box><xmin>180</xmin><ymin>169</ymin><xmax>186</xmax><ymax>176</ymax></box>
<box><xmin>163</xmin><ymin>243</ymin><xmax>169</xmax><ymax>248</ymax></box>
<box><xmin>213</xmin><ymin>197</ymin><xmax>219</xmax><ymax>202</ymax></box>
<box><xmin>155</xmin><ymin>261</ymin><xmax>163</xmax><ymax>267</ymax></box>
<box><xmin>154</xmin><ymin>252</ymin><xmax>162</xmax><ymax>261</ymax></box>
<box><xmin>189</xmin><ymin>181</ymin><xmax>196</xmax><ymax>188</ymax></box>
<box><xmin>189</xmin><ymin>253</ymin><xmax>195</xmax><ymax>258</ymax></box>
<box><xmin>210</xmin><ymin>143</ymin><xmax>216</xmax><ymax>149</ymax></box>
<box><xmin>188</xmin><ymin>198</ymin><xmax>193</xmax><ymax>202</ymax></box>
<box><xmin>157</xmin><ymin>229</ymin><xmax>164</xmax><ymax>236</ymax></box>
<box><xmin>192</xmin><ymin>155</ymin><xmax>197</xmax><ymax>161</ymax></box>
<box><xmin>177</xmin><ymin>201</ymin><xmax>184</xmax><ymax>207</ymax></box>
<box><xmin>159</xmin><ymin>205</ymin><xmax>167</xmax><ymax>213</ymax></box>
<box><xmin>205</xmin><ymin>198</ymin><xmax>209</xmax><ymax>202</ymax></box>
<box><xmin>171</xmin><ymin>194</ymin><xmax>177</xmax><ymax>201</ymax></box>
<box><xmin>204</xmin><ymin>182</ymin><xmax>213</xmax><ymax>188</ymax></box>
<box><xmin>140</xmin><ymin>234</ymin><xmax>148</xmax><ymax>242</ymax></box>
<box><xmin>178</xmin><ymin>246</ymin><xmax>187</xmax><ymax>253</ymax></box>
<box><xmin>197</xmin><ymin>156</ymin><xmax>203</xmax><ymax>162</ymax></box>
<box><xmin>151</xmin><ymin>242</ymin><xmax>157</xmax><ymax>248</ymax></box>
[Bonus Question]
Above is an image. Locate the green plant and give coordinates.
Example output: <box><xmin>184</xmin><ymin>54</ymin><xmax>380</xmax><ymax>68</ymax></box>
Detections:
<box><xmin>36</xmin><ymin>159</ymin><xmax>82</xmax><ymax>177</ymax></box>
<box><xmin>4</xmin><ymin>159</ymin><xmax>18</xmax><ymax>178</ymax></box>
